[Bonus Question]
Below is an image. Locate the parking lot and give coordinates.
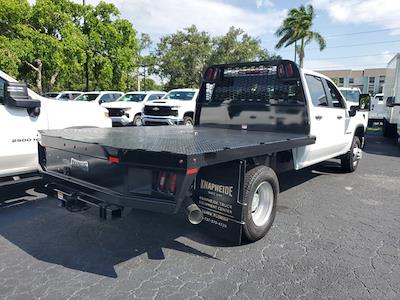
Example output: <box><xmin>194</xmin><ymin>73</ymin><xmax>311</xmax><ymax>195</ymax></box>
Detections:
<box><xmin>0</xmin><ymin>132</ymin><xmax>399</xmax><ymax>300</ymax></box>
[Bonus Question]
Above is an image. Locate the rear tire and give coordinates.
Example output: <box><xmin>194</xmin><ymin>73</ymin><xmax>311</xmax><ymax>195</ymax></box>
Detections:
<box><xmin>341</xmin><ymin>136</ymin><xmax>361</xmax><ymax>173</ymax></box>
<box><xmin>242</xmin><ymin>166</ymin><xmax>279</xmax><ymax>242</ymax></box>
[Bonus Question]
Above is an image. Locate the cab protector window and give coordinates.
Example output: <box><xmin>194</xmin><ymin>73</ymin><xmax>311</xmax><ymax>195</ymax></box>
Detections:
<box><xmin>202</xmin><ymin>65</ymin><xmax>305</xmax><ymax>106</ymax></box>
<box><xmin>305</xmin><ymin>75</ymin><xmax>328</xmax><ymax>107</ymax></box>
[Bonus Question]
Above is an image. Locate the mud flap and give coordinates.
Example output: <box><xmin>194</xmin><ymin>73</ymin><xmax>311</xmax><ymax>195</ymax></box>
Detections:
<box><xmin>194</xmin><ymin>160</ymin><xmax>246</xmax><ymax>245</ymax></box>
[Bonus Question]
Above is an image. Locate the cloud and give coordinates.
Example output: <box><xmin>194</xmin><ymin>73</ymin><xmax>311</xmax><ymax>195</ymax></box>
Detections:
<box><xmin>82</xmin><ymin>0</ymin><xmax>286</xmax><ymax>37</ymax></box>
<box><xmin>304</xmin><ymin>51</ymin><xmax>393</xmax><ymax>70</ymax></box>
<box><xmin>256</xmin><ymin>0</ymin><xmax>274</xmax><ymax>8</ymax></box>
<box><xmin>312</xmin><ymin>0</ymin><xmax>400</xmax><ymax>33</ymax></box>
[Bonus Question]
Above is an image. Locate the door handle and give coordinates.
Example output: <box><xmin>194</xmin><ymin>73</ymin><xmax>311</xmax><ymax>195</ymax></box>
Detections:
<box><xmin>337</xmin><ymin>116</ymin><xmax>343</xmax><ymax>120</ymax></box>
<box><xmin>315</xmin><ymin>115</ymin><xmax>323</xmax><ymax>120</ymax></box>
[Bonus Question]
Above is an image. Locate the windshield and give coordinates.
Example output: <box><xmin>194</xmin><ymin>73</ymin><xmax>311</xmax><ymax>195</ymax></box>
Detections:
<box><xmin>163</xmin><ymin>91</ymin><xmax>195</xmax><ymax>101</ymax></box>
<box><xmin>75</xmin><ymin>93</ymin><xmax>100</xmax><ymax>101</ymax></box>
<box><xmin>45</xmin><ymin>93</ymin><xmax>59</xmax><ymax>98</ymax></box>
<box><xmin>341</xmin><ymin>90</ymin><xmax>360</xmax><ymax>103</ymax></box>
<box><xmin>118</xmin><ymin>93</ymin><xmax>146</xmax><ymax>102</ymax></box>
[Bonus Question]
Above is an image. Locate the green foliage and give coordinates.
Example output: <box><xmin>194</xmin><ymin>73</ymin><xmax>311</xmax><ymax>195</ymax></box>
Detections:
<box><xmin>155</xmin><ymin>25</ymin><xmax>213</xmax><ymax>90</ymax></box>
<box><xmin>154</xmin><ymin>25</ymin><xmax>277</xmax><ymax>90</ymax></box>
<box><xmin>0</xmin><ymin>0</ymin><xmax>277</xmax><ymax>92</ymax></box>
<box><xmin>0</xmin><ymin>0</ymin><xmax>138</xmax><ymax>93</ymax></box>
<box><xmin>275</xmin><ymin>4</ymin><xmax>326</xmax><ymax>67</ymax></box>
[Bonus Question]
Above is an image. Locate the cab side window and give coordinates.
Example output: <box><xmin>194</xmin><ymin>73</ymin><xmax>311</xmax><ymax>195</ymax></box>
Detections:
<box><xmin>0</xmin><ymin>78</ymin><xmax>5</xmax><ymax>105</ymax></box>
<box><xmin>305</xmin><ymin>75</ymin><xmax>328</xmax><ymax>107</ymax></box>
<box><xmin>326</xmin><ymin>80</ymin><xmax>345</xmax><ymax>108</ymax></box>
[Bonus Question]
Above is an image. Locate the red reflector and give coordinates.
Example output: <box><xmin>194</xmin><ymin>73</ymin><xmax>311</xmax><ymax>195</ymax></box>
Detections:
<box><xmin>169</xmin><ymin>174</ymin><xmax>177</xmax><ymax>193</ymax></box>
<box><xmin>186</xmin><ymin>168</ymin><xmax>199</xmax><ymax>175</ymax></box>
<box><xmin>108</xmin><ymin>156</ymin><xmax>119</xmax><ymax>163</ymax></box>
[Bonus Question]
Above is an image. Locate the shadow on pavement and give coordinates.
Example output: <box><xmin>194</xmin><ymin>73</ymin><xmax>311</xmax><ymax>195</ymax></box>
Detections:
<box><xmin>1</xmin><ymin>132</ymin><xmax>395</xmax><ymax>278</ymax></box>
<box><xmin>0</xmin><ymin>194</ymin><xmax>217</xmax><ymax>278</ymax></box>
<box><xmin>363</xmin><ymin>132</ymin><xmax>400</xmax><ymax>158</ymax></box>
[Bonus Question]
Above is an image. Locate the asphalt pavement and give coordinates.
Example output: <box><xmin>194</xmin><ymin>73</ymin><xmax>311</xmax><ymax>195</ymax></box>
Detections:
<box><xmin>0</xmin><ymin>132</ymin><xmax>399</xmax><ymax>300</ymax></box>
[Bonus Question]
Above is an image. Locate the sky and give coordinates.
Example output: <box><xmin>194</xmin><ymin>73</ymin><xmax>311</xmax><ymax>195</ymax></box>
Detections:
<box><xmin>34</xmin><ymin>0</ymin><xmax>400</xmax><ymax>71</ymax></box>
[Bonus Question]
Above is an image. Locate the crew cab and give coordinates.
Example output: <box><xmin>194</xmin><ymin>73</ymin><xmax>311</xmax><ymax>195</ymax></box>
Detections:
<box><xmin>74</xmin><ymin>91</ymin><xmax>123</xmax><ymax>105</ymax></box>
<box><xmin>44</xmin><ymin>91</ymin><xmax>83</xmax><ymax>100</ymax></box>
<box><xmin>142</xmin><ymin>88</ymin><xmax>199</xmax><ymax>125</ymax></box>
<box><xmin>39</xmin><ymin>60</ymin><xmax>368</xmax><ymax>244</ymax></box>
<box><xmin>0</xmin><ymin>70</ymin><xmax>111</xmax><ymax>189</ymax></box>
<box><xmin>102</xmin><ymin>91</ymin><xmax>166</xmax><ymax>126</ymax></box>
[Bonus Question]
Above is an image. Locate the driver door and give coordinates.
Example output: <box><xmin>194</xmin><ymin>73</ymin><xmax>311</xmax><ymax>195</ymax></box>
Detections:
<box><xmin>0</xmin><ymin>78</ymin><xmax>47</xmax><ymax>177</ymax></box>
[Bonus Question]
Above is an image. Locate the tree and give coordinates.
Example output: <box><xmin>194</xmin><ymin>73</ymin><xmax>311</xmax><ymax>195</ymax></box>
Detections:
<box><xmin>0</xmin><ymin>0</ymin><xmax>139</xmax><ymax>93</ymax></box>
<box><xmin>275</xmin><ymin>4</ymin><xmax>326</xmax><ymax>68</ymax></box>
<box><xmin>154</xmin><ymin>25</ymin><xmax>278</xmax><ymax>89</ymax></box>
<box><xmin>155</xmin><ymin>25</ymin><xmax>213</xmax><ymax>90</ymax></box>
<box><xmin>209</xmin><ymin>27</ymin><xmax>271</xmax><ymax>65</ymax></box>
<box><xmin>81</xmin><ymin>1</ymin><xmax>139</xmax><ymax>91</ymax></box>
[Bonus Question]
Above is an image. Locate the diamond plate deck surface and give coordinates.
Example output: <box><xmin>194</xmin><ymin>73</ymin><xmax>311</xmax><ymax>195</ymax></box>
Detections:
<box><xmin>41</xmin><ymin>126</ymin><xmax>313</xmax><ymax>155</ymax></box>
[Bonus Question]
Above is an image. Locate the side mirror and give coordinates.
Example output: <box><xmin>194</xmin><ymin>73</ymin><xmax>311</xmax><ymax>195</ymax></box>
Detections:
<box><xmin>4</xmin><ymin>82</ymin><xmax>41</xmax><ymax>110</ymax></box>
<box><xmin>98</xmin><ymin>99</ymin><xmax>104</xmax><ymax>104</ymax></box>
<box><xmin>359</xmin><ymin>93</ymin><xmax>370</xmax><ymax>111</ymax></box>
<box><xmin>349</xmin><ymin>105</ymin><xmax>357</xmax><ymax>117</ymax></box>
<box><xmin>386</xmin><ymin>96</ymin><xmax>395</xmax><ymax>107</ymax></box>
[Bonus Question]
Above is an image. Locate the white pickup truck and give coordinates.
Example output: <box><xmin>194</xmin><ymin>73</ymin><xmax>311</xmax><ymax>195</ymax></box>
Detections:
<box><xmin>0</xmin><ymin>70</ymin><xmax>111</xmax><ymax>189</ymax></box>
<box><xmin>142</xmin><ymin>88</ymin><xmax>199</xmax><ymax>125</ymax></box>
<box><xmin>39</xmin><ymin>60</ymin><xmax>370</xmax><ymax>244</ymax></box>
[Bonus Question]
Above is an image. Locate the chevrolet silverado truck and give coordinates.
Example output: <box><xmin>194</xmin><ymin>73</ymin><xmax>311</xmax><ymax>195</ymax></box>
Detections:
<box><xmin>142</xmin><ymin>88</ymin><xmax>199</xmax><ymax>125</ymax></box>
<box><xmin>0</xmin><ymin>70</ymin><xmax>111</xmax><ymax>190</ymax></box>
<box><xmin>38</xmin><ymin>60</ymin><xmax>368</xmax><ymax>244</ymax></box>
<box><xmin>102</xmin><ymin>91</ymin><xmax>166</xmax><ymax>126</ymax></box>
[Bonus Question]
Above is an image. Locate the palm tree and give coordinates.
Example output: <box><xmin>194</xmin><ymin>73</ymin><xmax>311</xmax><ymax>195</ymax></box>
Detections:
<box><xmin>275</xmin><ymin>4</ymin><xmax>326</xmax><ymax>68</ymax></box>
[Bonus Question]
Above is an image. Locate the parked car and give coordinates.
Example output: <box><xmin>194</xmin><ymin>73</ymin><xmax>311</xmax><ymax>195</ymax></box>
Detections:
<box><xmin>44</xmin><ymin>91</ymin><xmax>83</xmax><ymax>100</ymax></box>
<box><xmin>102</xmin><ymin>91</ymin><xmax>166</xmax><ymax>126</ymax></box>
<box><xmin>142</xmin><ymin>88</ymin><xmax>199</xmax><ymax>126</ymax></box>
<box><xmin>39</xmin><ymin>60</ymin><xmax>369</xmax><ymax>244</ymax></box>
<box><xmin>0</xmin><ymin>70</ymin><xmax>111</xmax><ymax>190</ymax></box>
<box><xmin>74</xmin><ymin>91</ymin><xmax>124</xmax><ymax>105</ymax></box>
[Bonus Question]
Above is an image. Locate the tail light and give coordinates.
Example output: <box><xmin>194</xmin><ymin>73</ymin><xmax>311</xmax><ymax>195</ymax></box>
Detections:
<box><xmin>159</xmin><ymin>171</ymin><xmax>167</xmax><ymax>191</ymax></box>
<box><xmin>157</xmin><ymin>171</ymin><xmax>178</xmax><ymax>195</ymax></box>
<box><xmin>169</xmin><ymin>174</ymin><xmax>177</xmax><ymax>194</ymax></box>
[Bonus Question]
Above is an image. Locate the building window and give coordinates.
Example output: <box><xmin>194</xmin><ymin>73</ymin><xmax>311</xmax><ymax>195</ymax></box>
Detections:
<box><xmin>349</xmin><ymin>77</ymin><xmax>354</xmax><ymax>84</ymax></box>
<box><xmin>379</xmin><ymin>75</ymin><xmax>385</xmax><ymax>83</ymax></box>
<box><xmin>369</xmin><ymin>77</ymin><xmax>375</xmax><ymax>83</ymax></box>
<box><xmin>338</xmin><ymin>77</ymin><xmax>344</xmax><ymax>86</ymax></box>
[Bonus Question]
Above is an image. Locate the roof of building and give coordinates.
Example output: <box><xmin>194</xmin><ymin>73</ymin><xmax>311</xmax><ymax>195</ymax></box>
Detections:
<box><xmin>318</xmin><ymin>68</ymin><xmax>385</xmax><ymax>78</ymax></box>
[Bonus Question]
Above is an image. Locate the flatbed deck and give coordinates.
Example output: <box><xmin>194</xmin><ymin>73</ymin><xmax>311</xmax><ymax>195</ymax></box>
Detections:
<box><xmin>41</xmin><ymin>126</ymin><xmax>315</xmax><ymax>169</ymax></box>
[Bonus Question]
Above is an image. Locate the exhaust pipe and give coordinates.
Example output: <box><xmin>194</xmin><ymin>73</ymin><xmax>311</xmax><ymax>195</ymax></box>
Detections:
<box><xmin>184</xmin><ymin>198</ymin><xmax>204</xmax><ymax>225</ymax></box>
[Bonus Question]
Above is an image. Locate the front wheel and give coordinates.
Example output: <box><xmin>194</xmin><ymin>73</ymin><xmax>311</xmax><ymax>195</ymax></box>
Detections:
<box><xmin>133</xmin><ymin>115</ymin><xmax>142</xmax><ymax>126</ymax></box>
<box><xmin>341</xmin><ymin>136</ymin><xmax>362</xmax><ymax>172</ymax></box>
<box><xmin>242</xmin><ymin>166</ymin><xmax>279</xmax><ymax>242</ymax></box>
<box><xmin>183</xmin><ymin>116</ymin><xmax>193</xmax><ymax>126</ymax></box>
